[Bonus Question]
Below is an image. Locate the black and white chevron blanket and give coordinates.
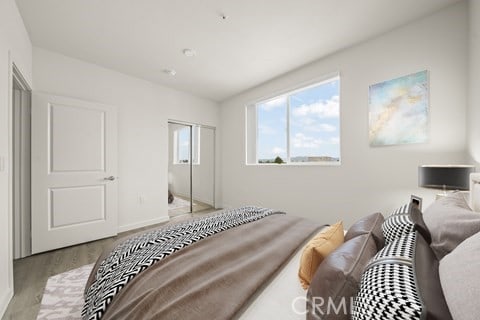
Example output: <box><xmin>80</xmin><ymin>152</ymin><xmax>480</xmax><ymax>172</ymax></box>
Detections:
<box><xmin>82</xmin><ymin>206</ymin><xmax>280</xmax><ymax>320</ymax></box>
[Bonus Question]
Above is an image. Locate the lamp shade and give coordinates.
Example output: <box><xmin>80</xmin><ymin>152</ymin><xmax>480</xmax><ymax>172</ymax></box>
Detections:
<box><xmin>418</xmin><ymin>165</ymin><xmax>475</xmax><ymax>190</ymax></box>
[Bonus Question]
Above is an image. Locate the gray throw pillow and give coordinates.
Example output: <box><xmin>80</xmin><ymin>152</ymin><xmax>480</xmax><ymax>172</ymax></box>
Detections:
<box><xmin>344</xmin><ymin>212</ymin><xmax>385</xmax><ymax>250</ymax></box>
<box><xmin>410</xmin><ymin>207</ymin><xmax>432</xmax><ymax>244</ymax></box>
<box><xmin>439</xmin><ymin>231</ymin><xmax>480</xmax><ymax>320</ymax></box>
<box><xmin>414</xmin><ymin>230</ymin><xmax>452</xmax><ymax>319</ymax></box>
<box><xmin>423</xmin><ymin>192</ymin><xmax>480</xmax><ymax>260</ymax></box>
<box><xmin>306</xmin><ymin>234</ymin><xmax>378</xmax><ymax>320</ymax></box>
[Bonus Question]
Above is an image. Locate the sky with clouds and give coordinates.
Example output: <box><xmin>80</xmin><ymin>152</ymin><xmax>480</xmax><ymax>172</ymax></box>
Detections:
<box><xmin>176</xmin><ymin>126</ymin><xmax>199</xmax><ymax>163</ymax></box>
<box><xmin>257</xmin><ymin>78</ymin><xmax>340</xmax><ymax>161</ymax></box>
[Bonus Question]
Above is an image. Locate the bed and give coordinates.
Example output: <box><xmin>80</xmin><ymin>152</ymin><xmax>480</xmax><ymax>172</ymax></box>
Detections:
<box><xmin>78</xmin><ymin>174</ymin><xmax>480</xmax><ymax>320</ymax></box>
<box><xmin>81</xmin><ymin>207</ymin><xmax>325</xmax><ymax>320</ymax></box>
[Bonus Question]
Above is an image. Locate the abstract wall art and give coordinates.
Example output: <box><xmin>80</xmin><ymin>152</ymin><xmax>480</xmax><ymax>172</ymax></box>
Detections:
<box><xmin>369</xmin><ymin>70</ymin><xmax>428</xmax><ymax>146</ymax></box>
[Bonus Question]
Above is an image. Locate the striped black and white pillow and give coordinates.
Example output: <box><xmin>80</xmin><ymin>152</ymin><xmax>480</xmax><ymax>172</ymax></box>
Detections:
<box><xmin>352</xmin><ymin>232</ymin><xmax>422</xmax><ymax>320</ymax></box>
<box><xmin>381</xmin><ymin>204</ymin><xmax>414</xmax><ymax>244</ymax></box>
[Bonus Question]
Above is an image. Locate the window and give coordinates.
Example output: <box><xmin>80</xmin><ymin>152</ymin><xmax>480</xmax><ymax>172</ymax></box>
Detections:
<box><xmin>246</xmin><ymin>75</ymin><xmax>340</xmax><ymax>165</ymax></box>
<box><xmin>174</xmin><ymin>126</ymin><xmax>200</xmax><ymax>164</ymax></box>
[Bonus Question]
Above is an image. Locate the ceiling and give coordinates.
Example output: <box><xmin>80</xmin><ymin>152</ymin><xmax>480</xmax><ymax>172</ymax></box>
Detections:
<box><xmin>16</xmin><ymin>0</ymin><xmax>461</xmax><ymax>102</ymax></box>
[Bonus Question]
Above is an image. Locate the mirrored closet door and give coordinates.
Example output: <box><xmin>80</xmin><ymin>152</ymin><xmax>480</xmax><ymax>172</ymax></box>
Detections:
<box><xmin>168</xmin><ymin>121</ymin><xmax>215</xmax><ymax>217</ymax></box>
<box><xmin>192</xmin><ymin>126</ymin><xmax>215</xmax><ymax>213</ymax></box>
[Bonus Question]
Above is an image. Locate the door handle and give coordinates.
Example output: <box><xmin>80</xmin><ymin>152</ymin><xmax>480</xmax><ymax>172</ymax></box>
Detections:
<box><xmin>104</xmin><ymin>176</ymin><xmax>116</xmax><ymax>181</ymax></box>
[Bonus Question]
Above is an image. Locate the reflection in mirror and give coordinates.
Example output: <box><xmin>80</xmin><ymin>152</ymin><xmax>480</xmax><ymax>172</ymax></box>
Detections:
<box><xmin>168</xmin><ymin>122</ymin><xmax>192</xmax><ymax>216</ymax></box>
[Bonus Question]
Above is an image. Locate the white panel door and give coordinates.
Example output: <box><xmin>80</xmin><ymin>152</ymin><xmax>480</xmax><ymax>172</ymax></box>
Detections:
<box><xmin>31</xmin><ymin>93</ymin><xmax>118</xmax><ymax>254</ymax></box>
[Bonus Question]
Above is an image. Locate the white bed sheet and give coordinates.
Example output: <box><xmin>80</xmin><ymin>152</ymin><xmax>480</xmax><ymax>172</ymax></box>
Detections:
<box><xmin>239</xmin><ymin>226</ymin><xmax>341</xmax><ymax>319</ymax></box>
<box><xmin>239</xmin><ymin>246</ymin><xmax>307</xmax><ymax>320</ymax></box>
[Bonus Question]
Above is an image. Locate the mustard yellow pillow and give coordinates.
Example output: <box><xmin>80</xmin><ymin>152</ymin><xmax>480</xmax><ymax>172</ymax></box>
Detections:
<box><xmin>298</xmin><ymin>221</ymin><xmax>344</xmax><ymax>289</ymax></box>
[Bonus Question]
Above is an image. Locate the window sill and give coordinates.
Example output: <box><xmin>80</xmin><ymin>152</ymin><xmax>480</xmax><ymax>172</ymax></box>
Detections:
<box><xmin>245</xmin><ymin>161</ymin><xmax>341</xmax><ymax>167</ymax></box>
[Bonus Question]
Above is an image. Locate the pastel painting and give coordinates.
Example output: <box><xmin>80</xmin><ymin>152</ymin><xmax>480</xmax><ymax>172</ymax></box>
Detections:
<box><xmin>369</xmin><ymin>70</ymin><xmax>428</xmax><ymax>146</ymax></box>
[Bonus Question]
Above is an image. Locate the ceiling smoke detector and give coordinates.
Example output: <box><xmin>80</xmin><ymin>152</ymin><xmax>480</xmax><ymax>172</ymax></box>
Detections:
<box><xmin>163</xmin><ymin>69</ymin><xmax>176</xmax><ymax>76</ymax></box>
<box><xmin>182</xmin><ymin>49</ymin><xmax>197</xmax><ymax>57</ymax></box>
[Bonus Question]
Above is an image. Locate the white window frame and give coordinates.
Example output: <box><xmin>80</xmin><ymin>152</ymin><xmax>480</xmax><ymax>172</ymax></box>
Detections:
<box><xmin>173</xmin><ymin>126</ymin><xmax>201</xmax><ymax>165</ymax></box>
<box><xmin>246</xmin><ymin>73</ymin><xmax>341</xmax><ymax>166</ymax></box>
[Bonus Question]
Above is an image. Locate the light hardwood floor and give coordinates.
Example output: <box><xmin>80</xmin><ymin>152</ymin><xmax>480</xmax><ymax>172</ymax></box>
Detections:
<box><xmin>2</xmin><ymin>209</ymin><xmax>218</xmax><ymax>320</ymax></box>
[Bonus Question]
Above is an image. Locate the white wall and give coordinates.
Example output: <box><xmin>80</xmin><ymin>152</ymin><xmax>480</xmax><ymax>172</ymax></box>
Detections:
<box><xmin>0</xmin><ymin>0</ymin><xmax>32</xmax><ymax>315</ymax></box>
<box><xmin>33</xmin><ymin>47</ymin><xmax>220</xmax><ymax>232</ymax></box>
<box><xmin>468</xmin><ymin>0</ymin><xmax>480</xmax><ymax>164</ymax></box>
<box><xmin>220</xmin><ymin>2</ymin><xmax>469</xmax><ymax>227</ymax></box>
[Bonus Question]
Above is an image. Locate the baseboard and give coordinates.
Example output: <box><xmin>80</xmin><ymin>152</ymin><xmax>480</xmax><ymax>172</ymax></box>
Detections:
<box><xmin>0</xmin><ymin>288</ymin><xmax>13</xmax><ymax>319</ymax></box>
<box><xmin>118</xmin><ymin>216</ymin><xmax>170</xmax><ymax>233</ymax></box>
<box><xmin>220</xmin><ymin>203</ymin><xmax>233</xmax><ymax>209</ymax></box>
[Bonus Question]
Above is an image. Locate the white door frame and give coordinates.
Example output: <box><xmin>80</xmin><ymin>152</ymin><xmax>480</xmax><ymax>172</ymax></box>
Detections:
<box><xmin>12</xmin><ymin>64</ymin><xmax>32</xmax><ymax>259</ymax></box>
<box><xmin>7</xmin><ymin>57</ymin><xmax>33</xmax><ymax>304</ymax></box>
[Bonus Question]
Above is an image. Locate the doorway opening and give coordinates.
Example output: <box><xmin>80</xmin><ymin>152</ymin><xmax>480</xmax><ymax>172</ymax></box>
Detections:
<box><xmin>12</xmin><ymin>64</ymin><xmax>32</xmax><ymax>259</ymax></box>
<box><xmin>167</xmin><ymin>121</ymin><xmax>216</xmax><ymax>217</ymax></box>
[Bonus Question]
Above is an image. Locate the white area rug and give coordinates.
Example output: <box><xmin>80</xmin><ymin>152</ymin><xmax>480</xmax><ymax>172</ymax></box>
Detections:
<box><xmin>168</xmin><ymin>197</ymin><xmax>194</xmax><ymax>210</ymax></box>
<box><xmin>37</xmin><ymin>264</ymin><xmax>93</xmax><ymax>320</ymax></box>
